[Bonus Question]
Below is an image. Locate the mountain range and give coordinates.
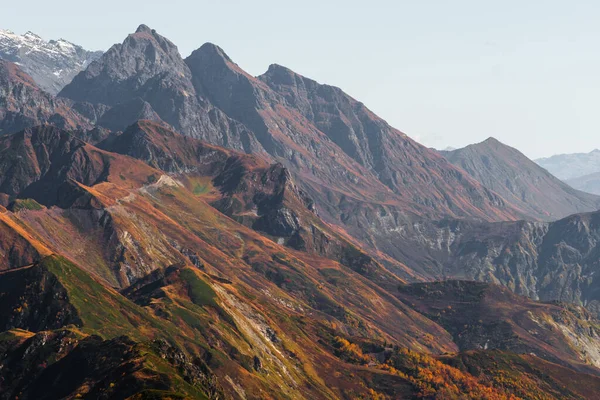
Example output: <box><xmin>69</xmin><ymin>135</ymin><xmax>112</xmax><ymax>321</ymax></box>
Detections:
<box><xmin>0</xmin><ymin>29</ymin><xmax>102</xmax><ymax>95</ymax></box>
<box><xmin>1</xmin><ymin>24</ymin><xmax>600</xmax><ymax>399</ymax></box>
<box><xmin>536</xmin><ymin>149</ymin><xmax>600</xmax><ymax>181</ymax></box>
<box><xmin>533</xmin><ymin>150</ymin><xmax>600</xmax><ymax>196</ymax></box>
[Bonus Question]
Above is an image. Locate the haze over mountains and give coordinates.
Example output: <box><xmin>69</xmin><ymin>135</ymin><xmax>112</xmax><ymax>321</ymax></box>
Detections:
<box><xmin>536</xmin><ymin>149</ymin><xmax>600</xmax><ymax>180</ymax></box>
<box><xmin>1</xmin><ymin>24</ymin><xmax>600</xmax><ymax>399</ymax></box>
<box><xmin>534</xmin><ymin>150</ymin><xmax>600</xmax><ymax>196</ymax></box>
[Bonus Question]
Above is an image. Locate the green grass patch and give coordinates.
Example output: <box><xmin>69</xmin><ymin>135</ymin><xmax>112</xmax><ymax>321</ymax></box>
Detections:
<box><xmin>193</xmin><ymin>182</ymin><xmax>210</xmax><ymax>195</ymax></box>
<box><xmin>10</xmin><ymin>198</ymin><xmax>44</xmax><ymax>211</ymax></box>
<box><xmin>180</xmin><ymin>269</ymin><xmax>217</xmax><ymax>307</ymax></box>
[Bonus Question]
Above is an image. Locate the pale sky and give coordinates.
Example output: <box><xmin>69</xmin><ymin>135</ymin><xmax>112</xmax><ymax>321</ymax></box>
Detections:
<box><xmin>3</xmin><ymin>0</ymin><xmax>599</xmax><ymax>159</ymax></box>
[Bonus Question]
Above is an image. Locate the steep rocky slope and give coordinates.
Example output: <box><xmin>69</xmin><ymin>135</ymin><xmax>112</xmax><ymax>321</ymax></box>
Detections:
<box><xmin>0</xmin><ymin>29</ymin><xmax>102</xmax><ymax>95</ymax></box>
<box><xmin>0</xmin><ymin>207</ymin><xmax>51</xmax><ymax>271</ymax></box>
<box><xmin>397</xmin><ymin>280</ymin><xmax>600</xmax><ymax>374</ymax></box>
<box><xmin>17</xmin><ymin>25</ymin><xmax>536</xmax><ymax>283</ymax></box>
<box><xmin>0</xmin><ymin>125</ymin><xmax>158</xmax><ymax>208</ymax></box>
<box><xmin>372</xmin><ymin>211</ymin><xmax>600</xmax><ymax>320</ymax></box>
<box><xmin>59</xmin><ymin>25</ymin><xmax>264</xmax><ymax>154</ymax></box>
<box><xmin>59</xmin><ymin>26</ymin><xmax>521</xmax><ymax>225</ymax></box>
<box><xmin>0</xmin><ymin>60</ymin><xmax>90</xmax><ymax>135</ymax></box>
<box><xmin>441</xmin><ymin>138</ymin><xmax>600</xmax><ymax>220</ymax></box>
<box><xmin>186</xmin><ymin>42</ymin><xmax>518</xmax><ymax>222</ymax></box>
<box><xmin>97</xmin><ymin>120</ymin><xmax>414</xmax><ymax>285</ymax></box>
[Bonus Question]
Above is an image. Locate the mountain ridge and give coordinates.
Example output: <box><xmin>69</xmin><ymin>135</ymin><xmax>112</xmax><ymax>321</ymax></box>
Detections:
<box><xmin>441</xmin><ymin>137</ymin><xmax>600</xmax><ymax>221</ymax></box>
<box><xmin>0</xmin><ymin>29</ymin><xmax>102</xmax><ymax>94</ymax></box>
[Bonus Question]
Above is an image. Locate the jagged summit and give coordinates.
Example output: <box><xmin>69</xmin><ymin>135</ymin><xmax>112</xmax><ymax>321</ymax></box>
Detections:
<box><xmin>195</xmin><ymin>42</ymin><xmax>233</xmax><ymax>62</ymax></box>
<box><xmin>135</xmin><ymin>24</ymin><xmax>153</xmax><ymax>34</ymax></box>
<box><xmin>481</xmin><ymin>136</ymin><xmax>501</xmax><ymax>144</ymax></box>
<box><xmin>0</xmin><ymin>28</ymin><xmax>102</xmax><ymax>94</ymax></box>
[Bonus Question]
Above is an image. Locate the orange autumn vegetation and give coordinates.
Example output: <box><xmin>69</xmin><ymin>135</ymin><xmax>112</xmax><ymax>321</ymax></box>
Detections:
<box><xmin>383</xmin><ymin>348</ymin><xmax>519</xmax><ymax>399</ymax></box>
<box><xmin>332</xmin><ymin>336</ymin><xmax>533</xmax><ymax>399</ymax></box>
<box><xmin>333</xmin><ymin>336</ymin><xmax>370</xmax><ymax>365</ymax></box>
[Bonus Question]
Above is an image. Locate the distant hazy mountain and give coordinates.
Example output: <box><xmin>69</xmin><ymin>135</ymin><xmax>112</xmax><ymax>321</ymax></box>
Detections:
<box><xmin>566</xmin><ymin>172</ymin><xmax>600</xmax><ymax>195</ymax></box>
<box><xmin>440</xmin><ymin>137</ymin><xmax>600</xmax><ymax>221</ymax></box>
<box><xmin>536</xmin><ymin>149</ymin><xmax>600</xmax><ymax>180</ymax></box>
<box><xmin>0</xmin><ymin>29</ymin><xmax>102</xmax><ymax>94</ymax></box>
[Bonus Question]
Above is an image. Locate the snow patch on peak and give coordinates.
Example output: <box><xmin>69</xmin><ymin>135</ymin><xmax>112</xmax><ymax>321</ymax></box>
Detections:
<box><xmin>0</xmin><ymin>27</ymin><xmax>102</xmax><ymax>94</ymax></box>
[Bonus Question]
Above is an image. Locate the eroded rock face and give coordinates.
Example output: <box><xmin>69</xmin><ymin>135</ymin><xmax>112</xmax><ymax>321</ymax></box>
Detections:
<box><xmin>397</xmin><ymin>280</ymin><xmax>600</xmax><ymax>374</ymax></box>
<box><xmin>0</xmin><ymin>60</ymin><xmax>91</xmax><ymax>135</ymax></box>
<box><xmin>376</xmin><ymin>211</ymin><xmax>600</xmax><ymax>317</ymax></box>
<box><xmin>257</xmin><ymin>64</ymin><xmax>516</xmax><ymax>221</ymax></box>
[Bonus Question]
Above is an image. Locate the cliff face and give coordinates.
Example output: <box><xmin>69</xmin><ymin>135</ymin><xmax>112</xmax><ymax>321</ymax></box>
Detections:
<box><xmin>370</xmin><ymin>211</ymin><xmax>600</xmax><ymax>318</ymax></box>
<box><xmin>98</xmin><ymin>120</ymin><xmax>405</xmax><ymax>287</ymax></box>
<box><xmin>397</xmin><ymin>280</ymin><xmax>600</xmax><ymax>374</ymax></box>
<box><xmin>186</xmin><ymin>45</ymin><xmax>519</xmax><ymax>223</ymax></box>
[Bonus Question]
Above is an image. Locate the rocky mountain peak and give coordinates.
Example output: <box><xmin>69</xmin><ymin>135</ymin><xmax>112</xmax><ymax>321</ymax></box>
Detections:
<box><xmin>135</xmin><ymin>24</ymin><xmax>153</xmax><ymax>34</ymax></box>
<box><xmin>23</xmin><ymin>31</ymin><xmax>42</xmax><ymax>39</ymax></box>
<box><xmin>0</xmin><ymin>28</ymin><xmax>102</xmax><ymax>94</ymax></box>
<box><xmin>195</xmin><ymin>42</ymin><xmax>234</xmax><ymax>63</ymax></box>
<box><xmin>127</xmin><ymin>24</ymin><xmax>180</xmax><ymax>57</ymax></box>
<box><xmin>481</xmin><ymin>136</ymin><xmax>501</xmax><ymax>145</ymax></box>
<box><xmin>0</xmin><ymin>60</ymin><xmax>91</xmax><ymax>135</ymax></box>
<box><xmin>262</xmin><ymin>63</ymin><xmax>300</xmax><ymax>85</ymax></box>
<box><xmin>441</xmin><ymin>138</ymin><xmax>600</xmax><ymax>221</ymax></box>
<box><xmin>59</xmin><ymin>25</ymin><xmax>189</xmax><ymax>106</ymax></box>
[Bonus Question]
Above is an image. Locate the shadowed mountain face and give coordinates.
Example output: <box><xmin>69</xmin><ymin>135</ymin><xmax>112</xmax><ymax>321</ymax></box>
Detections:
<box><xmin>53</xmin><ymin>26</ymin><xmax>533</xmax><ymax>289</ymax></box>
<box><xmin>0</xmin><ymin>125</ymin><xmax>158</xmax><ymax>208</ymax></box>
<box><xmin>0</xmin><ymin>60</ymin><xmax>91</xmax><ymax>135</ymax></box>
<box><xmin>381</xmin><ymin>211</ymin><xmax>600</xmax><ymax>320</ymax></box>
<box><xmin>441</xmin><ymin>138</ymin><xmax>600</xmax><ymax>221</ymax></box>
<box><xmin>60</xmin><ymin>26</ymin><xmax>520</xmax><ymax>225</ymax></box>
<box><xmin>186</xmin><ymin>44</ymin><xmax>518</xmax><ymax>223</ymax></box>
